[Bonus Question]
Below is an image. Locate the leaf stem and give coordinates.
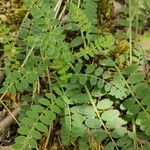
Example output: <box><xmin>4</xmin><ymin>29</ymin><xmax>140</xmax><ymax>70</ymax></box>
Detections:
<box><xmin>21</xmin><ymin>44</ymin><xmax>35</xmax><ymax>68</ymax></box>
<box><xmin>84</xmin><ymin>85</ymin><xmax>119</xmax><ymax>150</ymax></box>
<box><xmin>115</xmin><ymin>65</ymin><xmax>150</xmax><ymax>117</ymax></box>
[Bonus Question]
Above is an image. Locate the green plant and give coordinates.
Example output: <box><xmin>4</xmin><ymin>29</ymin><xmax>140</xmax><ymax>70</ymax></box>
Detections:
<box><xmin>0</xmin><ymin>20</ymin><xmax>18</xmax><ymax>72</ymax></box>
<box><xmin>116</xmin><ymin>0</ymin><xmax>150</xmax><ymax>38</ymax></box>
<box><xmin>0</xmin><ymin>0</ymin><xmax>150</xmax><ymax>150</ymax></box>
<box><xmin>115</xmin><ymin>0</ymin><xmax>150</xmax><ymax>67</ymax></box>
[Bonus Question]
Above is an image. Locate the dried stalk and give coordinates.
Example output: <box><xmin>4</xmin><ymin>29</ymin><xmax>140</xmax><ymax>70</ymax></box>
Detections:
<box><xmin>0</xmin><ymin>105</ymin><xmax>20</xmax><ymax>133</ymax></box>
<box><xmin>0</xmin><ymin>146</ymin><xmax>12</xmax><ymax>150</ymax></box>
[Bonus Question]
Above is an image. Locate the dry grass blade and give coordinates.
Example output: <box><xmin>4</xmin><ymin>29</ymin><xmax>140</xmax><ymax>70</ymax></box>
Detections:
<box><xmin>0</xmin><ymin>105</ymin><xmax>20</xmax><ymax>133</ymax></box>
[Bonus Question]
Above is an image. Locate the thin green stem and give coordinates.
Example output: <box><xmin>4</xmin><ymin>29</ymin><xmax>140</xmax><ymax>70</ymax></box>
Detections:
<box><xmin>115</xmin><ymin>65</ymin><xmax>150</xmax><ymax>117</ymax></box>
<box><xmin>84</xmin><ymin>85</ymin><xmax>119</xmax><ymax>150</ymax></box>
<box><xmin>132</xmin><ymin>119</ymin><xmax>138</xmax><ymax>149</ymax></box>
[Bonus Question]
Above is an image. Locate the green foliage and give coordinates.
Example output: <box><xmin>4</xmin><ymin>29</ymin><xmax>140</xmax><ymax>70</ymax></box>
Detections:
<box><xmin>82</xmin><ymin>0</ymin><xmax>99</xmax><ymax>26</ymax></box>
<box><xmin>13</xmin><ymin>94</ymin><xmax>63</xmax><ymax>149</ymax></box>
<box><xmin>0</xmin><ymin>20</ymin><xmax>14</xmax><ymax>51</ymax></box>
<box><xmin>0</xmin><ymin>20</ymin><xmax>17</xmax><ymax>72</ymax></box>
<box><xmin>116</xmin><ymin>0</ymin><xmax>150</xmax><ymax>39</ymax></box>
<box><xmin>0</xmin><ymin>0</ymin><xmax>150</xmax><ymax>150</ymax></box>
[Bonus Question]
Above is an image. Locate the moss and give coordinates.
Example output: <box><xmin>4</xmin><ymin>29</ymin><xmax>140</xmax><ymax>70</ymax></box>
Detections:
<box><xmin>0</xmin><ymin>0</ymin><xmax>26</xmax><ymax>27</ymax></box>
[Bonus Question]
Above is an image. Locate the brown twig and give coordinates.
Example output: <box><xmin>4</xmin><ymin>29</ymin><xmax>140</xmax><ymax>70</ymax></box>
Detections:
<box><xmin>0</xmin><ymin>105</ymin><xmax>20</xmax><ymax>133</ymax></box>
